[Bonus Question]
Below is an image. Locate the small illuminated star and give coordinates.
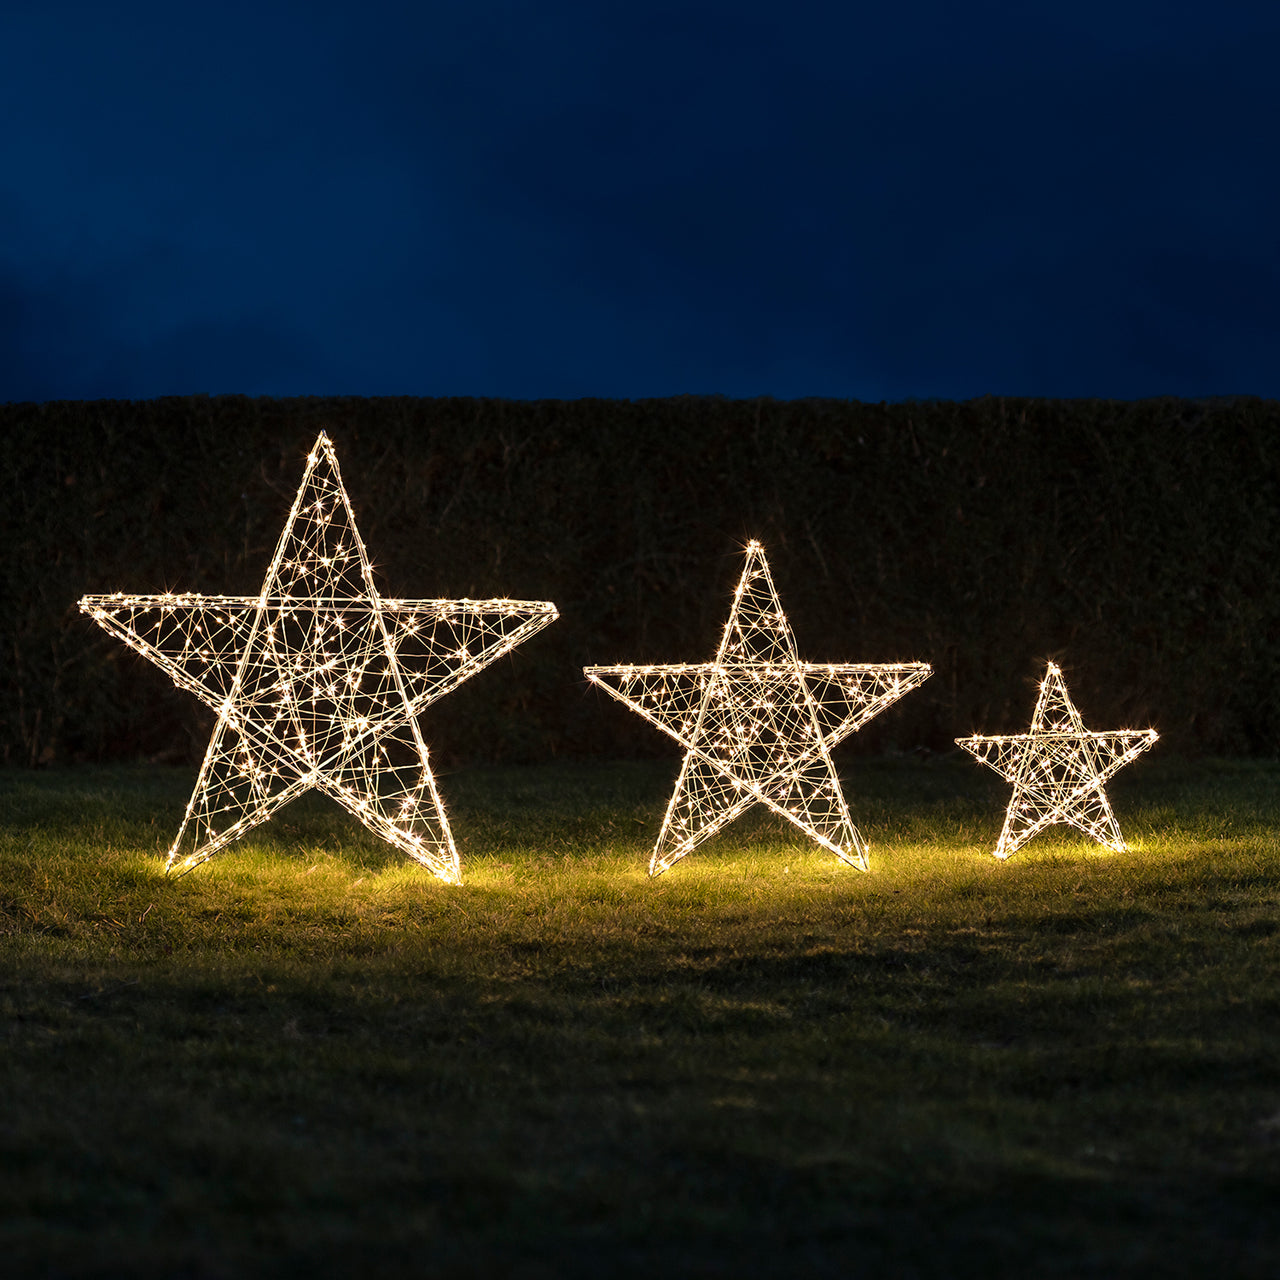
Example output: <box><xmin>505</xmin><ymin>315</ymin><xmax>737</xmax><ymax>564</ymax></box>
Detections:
<box><xmin>80</xmin><ymin>433</ymin><xmax>557</xmax><ymax>882</ymax></box>
<box><xmin>956</xmin><ymin>661</ymin><xmax>1157</xmax><ymax>859</ymax></box>
<box><xmin>585</xmin><ymin>541</ymin><xmax>932</xmax><ymax>876</ymax></box>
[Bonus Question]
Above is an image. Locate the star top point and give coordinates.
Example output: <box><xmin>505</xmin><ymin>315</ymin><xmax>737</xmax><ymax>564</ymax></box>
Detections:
<box><xmin>80</xmin><ymin>432</ymin><xmax>557</xmax><ymax>882</ymax></box>
<box><xmin>585</xmin><ymin>541</ymin><xmax>931</xmax><ymax>876</ymax></box>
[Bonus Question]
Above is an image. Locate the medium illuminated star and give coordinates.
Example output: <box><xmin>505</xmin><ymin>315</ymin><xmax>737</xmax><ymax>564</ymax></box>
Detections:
<box><xmin>956</xmin><ymin>661</ymin><xmax>1157</xmax><ymax>859</ymax></box>
<box><xmin>80</xmin><ymin>432</ymin><xmax>557</xmax><ymax>882</ymax></box>
<box><xmin>585</xmin><ymin>541</ymin><xmax>932</xmax><ymax>876</ymax></box>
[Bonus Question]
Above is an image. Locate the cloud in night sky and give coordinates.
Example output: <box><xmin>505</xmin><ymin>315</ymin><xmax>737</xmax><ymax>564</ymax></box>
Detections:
<box><xmin>2</xmin><ymin>0</ymin><xmax>1278</xmax><ymax>402</ymax></box>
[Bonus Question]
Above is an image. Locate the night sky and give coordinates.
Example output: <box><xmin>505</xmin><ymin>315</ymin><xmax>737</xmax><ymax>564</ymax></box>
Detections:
<box><xmin>3</xmin><ymin>1</ymin><xmax>1278</xmax><ymax>404</ymax></box>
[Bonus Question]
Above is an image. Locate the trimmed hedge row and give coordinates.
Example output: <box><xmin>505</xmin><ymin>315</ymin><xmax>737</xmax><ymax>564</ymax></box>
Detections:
<box><xmin>3</xmin><ymin>393</ymin><xmax>1278</xmax><ymax>767</ymax></box>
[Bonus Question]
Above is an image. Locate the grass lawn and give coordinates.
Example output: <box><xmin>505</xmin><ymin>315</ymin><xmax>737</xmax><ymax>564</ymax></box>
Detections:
<box><xmin>1</xmin><ymin>753</ymin><xmax>1278</xmax><ymax>1277</ymax></box>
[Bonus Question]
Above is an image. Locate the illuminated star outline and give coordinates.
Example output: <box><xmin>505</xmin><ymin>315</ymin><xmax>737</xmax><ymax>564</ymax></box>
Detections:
<box><xmin>80</xmin><ymin>432</ymin><xmax>557</xmax><ymax>882</ymax></box>
<box><xmin>585</xmin><ymin>541</ymin><xmax>932</xmax><ymax>876</ymax></box>
<box><xmin>955</xmin><ymin>661</ymin><xmax>1157</xmax><ymax>859</ymax></box>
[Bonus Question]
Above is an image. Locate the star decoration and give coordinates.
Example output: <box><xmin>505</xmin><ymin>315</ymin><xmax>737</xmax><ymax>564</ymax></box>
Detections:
<box><xmin>584</xmin><ymin>541</ymin><xmax>932</xmax><ymax>876</ymax></box>
<box><xmin>955</xmin><ymin>661</ymin><xmax>1157</xmax><ymax>859</ymax></box>
<box><xmin>80</xmin><ymin>432</ymin><xmax>557</xmax><ymax>882</ymax></box>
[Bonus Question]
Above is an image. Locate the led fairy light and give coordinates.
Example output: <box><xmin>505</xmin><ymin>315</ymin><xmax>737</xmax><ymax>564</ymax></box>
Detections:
<box><xmin>80</xmin><ymin>432</ymin><xmax>557</xmax><ymax>882</ymax></box>
<box><xmin>956</xmin><ymin>661</ymin><xmax>1157</xmax><ymax>859</ymax></box>
<box><xmin>585</xmin><ymin>541</ymin><xmax>932</xmax><ymax>876</ymax></box>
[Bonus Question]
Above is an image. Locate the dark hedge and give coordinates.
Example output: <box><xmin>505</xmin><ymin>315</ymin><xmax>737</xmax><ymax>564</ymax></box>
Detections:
<box><xmin>3</xmin><ymin>393</ymin><xmax>1278</xmax><ymax>767</ymax></box>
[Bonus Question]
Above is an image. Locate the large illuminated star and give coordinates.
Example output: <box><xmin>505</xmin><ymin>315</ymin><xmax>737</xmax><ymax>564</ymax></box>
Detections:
<box><xmin>956</xmin><ymin>661</ymin><xmax>1157</xmax><ymax>859</ymax></box>
<box><xmin>585</xmin><ymin>541</ymin><xmax>932</xmax><ymax>876</ymax></box>
<box><xmin>80</xmin><ymin>432</ymin><xmax>557</xmax><ymax>882</ymax></box>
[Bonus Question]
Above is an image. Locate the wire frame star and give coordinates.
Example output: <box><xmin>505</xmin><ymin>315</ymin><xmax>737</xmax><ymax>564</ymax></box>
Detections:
<box><xmin>80</xmin><ymin>432</ymin><xmax>557</xmax><ymax>882</ymax></box>
<box><xmin>585</xmin><ymin>541</ymin><xmax>932</xmax><ymax>876</ymax></box>
<box><xmin>955</xmin><ymin>661</ymin><xmax>1157</xmax><ymax>859</ymax></box>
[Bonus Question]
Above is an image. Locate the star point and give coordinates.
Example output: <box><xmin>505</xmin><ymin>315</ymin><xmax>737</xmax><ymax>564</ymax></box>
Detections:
<box><xmin>585</xmin><ymin>542</ymin><xmax>932</xmax><ymax>876</ymax></box>
<box><xmin>80</xmin><ymin>433</ymin><xmax>557</xmax><ymax>882</ymax></box>
<box><xmin>956</xmin><ymin>661</ymin><xmax>1157</xmax><ymax>859</ymax></box>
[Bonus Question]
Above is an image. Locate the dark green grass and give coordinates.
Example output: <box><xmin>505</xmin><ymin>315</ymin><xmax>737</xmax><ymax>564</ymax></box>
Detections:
<box><xmin>2</xmin><ymin>756</ymin><xmax>1279</xmax><ymax>1277</ymax></box>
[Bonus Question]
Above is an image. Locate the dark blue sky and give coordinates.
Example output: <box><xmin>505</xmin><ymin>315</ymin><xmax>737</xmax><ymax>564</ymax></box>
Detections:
<box><xmin>3</xmin><ymin>1</ymin><xmax>1278</xmax><ymax>403</ymax></box>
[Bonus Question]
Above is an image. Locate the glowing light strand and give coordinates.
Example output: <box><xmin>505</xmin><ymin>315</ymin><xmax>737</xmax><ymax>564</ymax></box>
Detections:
<box><xmin>80</xmin><ymin>432</ymin><xmax>558</xmax><ymax>881</ymax></box>
<box><xmin>585</xmin><ymin>541</ymin><xmax>932</xmax><ymax>876</ymax></box>
<box><xmin>955</xmin><ymin>661</ymin><xmax>1157</xmax><ymax>859</ymax></box>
